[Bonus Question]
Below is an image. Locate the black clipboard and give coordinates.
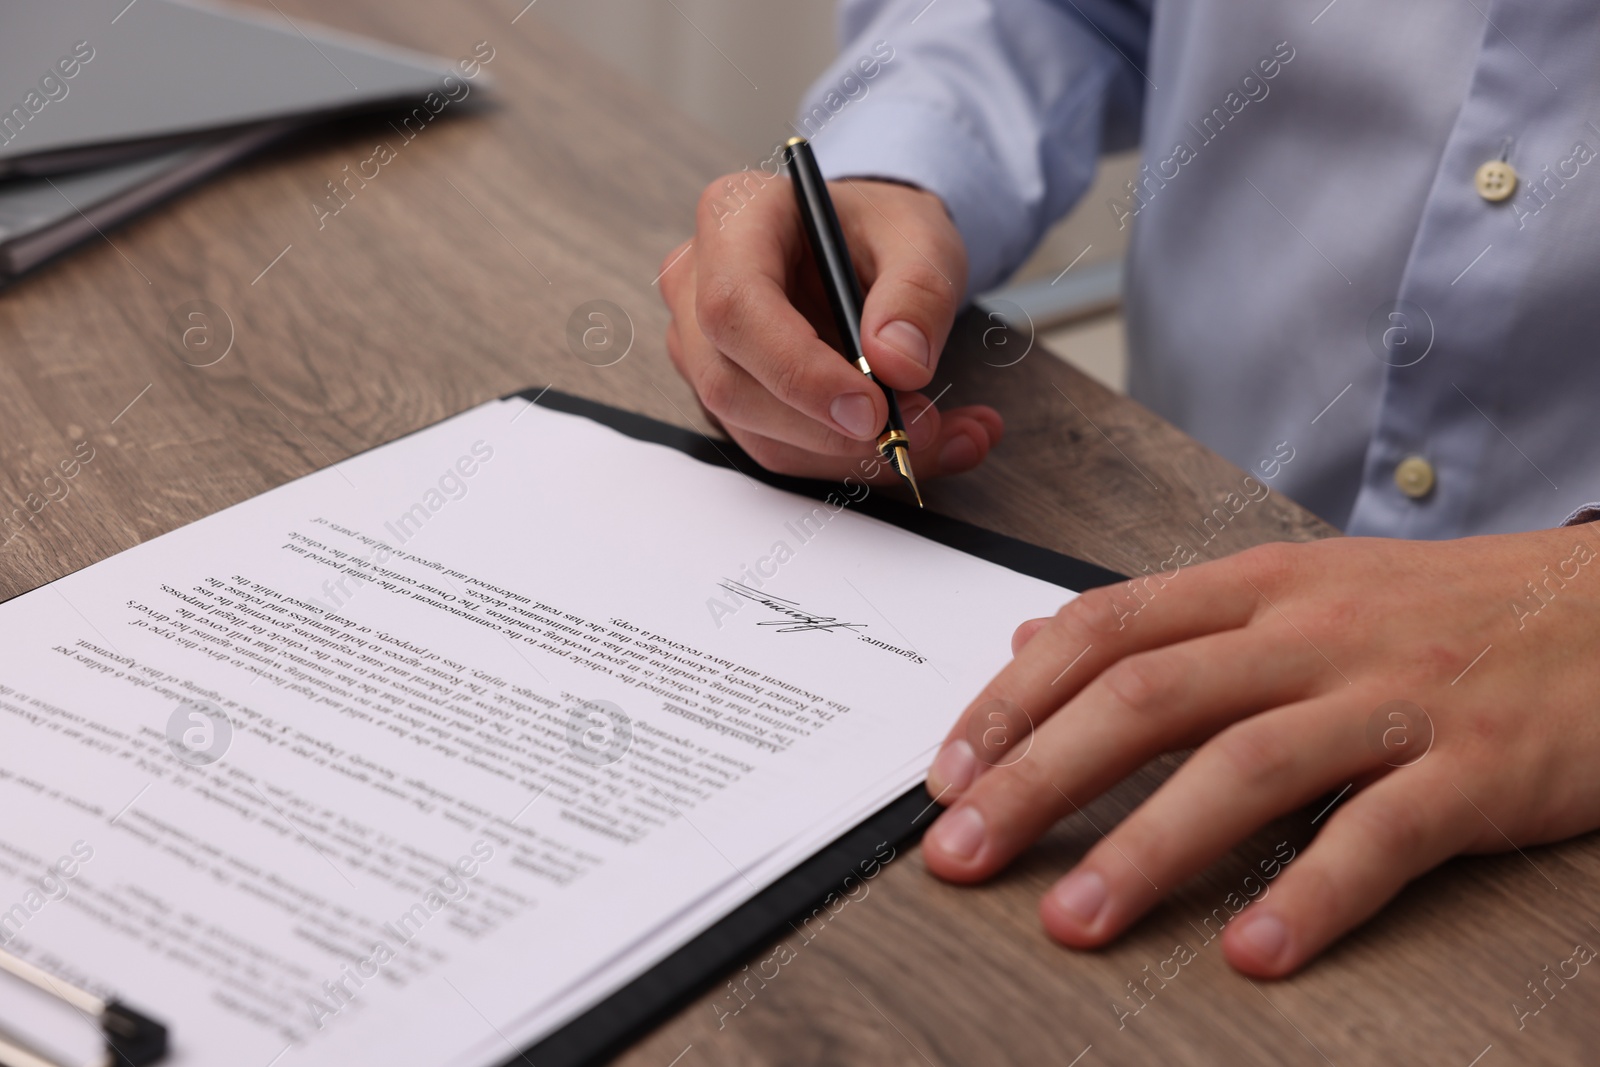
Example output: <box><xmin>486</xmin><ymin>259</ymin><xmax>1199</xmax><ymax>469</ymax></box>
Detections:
<box><xmin>503</xmin><ymin>388</ymin><xmax>1124</xmax><ymax>1067</ymax></box>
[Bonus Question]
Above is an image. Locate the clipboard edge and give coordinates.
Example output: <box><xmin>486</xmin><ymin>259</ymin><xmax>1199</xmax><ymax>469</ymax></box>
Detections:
<box><xmin>506</xmin><ymin>387</ymin><xmax>1125</xmax><ymax>594</ymax></box>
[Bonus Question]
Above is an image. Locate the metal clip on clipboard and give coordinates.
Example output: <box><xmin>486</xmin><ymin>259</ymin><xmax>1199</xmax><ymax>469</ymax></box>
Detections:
<box><xmin>0</xmin><ymin>946</ymin><xmax>166</xmax><ymax>1067</ymax></box>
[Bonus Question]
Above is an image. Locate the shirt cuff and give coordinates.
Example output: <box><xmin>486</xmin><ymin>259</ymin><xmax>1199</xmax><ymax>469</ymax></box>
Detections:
<box><xmin>807</xmin><ymin>97</ymin><xmax>1035</xmax><ymax>300</ymax></box>
<box><xmin>1561</xmin><ymin>503</ymin><xmax>1600</xmax><ymax>525</ymax></box>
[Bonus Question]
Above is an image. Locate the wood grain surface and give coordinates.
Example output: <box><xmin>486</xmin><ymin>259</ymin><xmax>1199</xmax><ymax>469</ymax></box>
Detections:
<box><xmin>1</xmin><ymin>2</ymin><xmax>1593</xmax><ymax>1064</ymax></box>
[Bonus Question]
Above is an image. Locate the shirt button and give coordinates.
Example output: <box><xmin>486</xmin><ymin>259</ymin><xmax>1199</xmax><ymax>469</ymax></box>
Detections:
<box><xmin>1475</xmin><ymin>160</ymin><xmax>1517</xmax><ymax>202</ymax></box>
<box><xmin>1395</xmin><ymin>455</ymin><xmax>1436</xmax><ymax>499</ymax></box>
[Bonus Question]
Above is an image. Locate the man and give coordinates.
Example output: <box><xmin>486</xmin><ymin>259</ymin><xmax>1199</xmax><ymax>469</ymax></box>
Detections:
<box><xmin>656</xmin><ymin>0</ymin><xmax>1600</xmax><ymax>977</ymax></box>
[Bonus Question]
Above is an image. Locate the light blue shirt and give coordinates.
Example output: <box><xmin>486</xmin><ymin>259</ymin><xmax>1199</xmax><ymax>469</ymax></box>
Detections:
<box><xmin>798</xmin><ymin>0</ymin><xmax>1600</xmax><ymax>538</ymax></box>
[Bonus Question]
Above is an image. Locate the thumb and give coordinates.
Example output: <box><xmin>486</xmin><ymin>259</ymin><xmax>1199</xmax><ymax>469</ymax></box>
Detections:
<box><xmin>850</xmin><ymin>189</ymin><xmax>967</xmax><ymax>391</ymax></box>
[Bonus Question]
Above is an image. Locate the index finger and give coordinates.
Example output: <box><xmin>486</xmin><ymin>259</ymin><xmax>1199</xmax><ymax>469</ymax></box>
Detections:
<box><xmin>693</xmin><ymin>179</ymin><xmax>889</xmax><ymax>442</ymax></box>
<box><xmin>926</xmin><ymin>554</ymin><xmax>1268</xmax><ymax>799</ymax></box>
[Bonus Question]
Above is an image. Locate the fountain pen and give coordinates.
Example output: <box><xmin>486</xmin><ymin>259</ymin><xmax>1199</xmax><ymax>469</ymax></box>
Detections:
<box><xmin>783</xmin><ymin>136</ymin><xmax>923</xmax><ymax>507</ymax></box>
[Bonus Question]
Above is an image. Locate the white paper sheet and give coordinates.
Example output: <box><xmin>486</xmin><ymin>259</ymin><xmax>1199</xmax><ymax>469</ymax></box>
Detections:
<box><xmin>0</xmin><ymin>398</ymin><xmax>1075</xmax><ymax>1066</ymax></box>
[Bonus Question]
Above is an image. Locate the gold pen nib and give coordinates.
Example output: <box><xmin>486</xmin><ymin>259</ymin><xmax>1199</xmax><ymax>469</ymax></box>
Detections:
<box><xmin>891</xmin><ymin>444</ymin><xmax>924</xmax><ymax>508</ymax></box>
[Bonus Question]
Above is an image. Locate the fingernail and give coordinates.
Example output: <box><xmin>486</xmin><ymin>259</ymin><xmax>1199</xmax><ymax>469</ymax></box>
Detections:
<box><xmin>1236</xmin><ymin>912</ymin><xmax>1289</xmax><ymax>965</ymax></box>
<box><xmin>929</xmin><ymin>806</ymin><xmax>985</xmax><ymax>862</ymax></box>
<box><xmin>831</xmin><ymin>393</ymin><xmax>877</xmax><ymax>438</ymax></box>
<box><xmin>879</xmin><ymin>320</ymin><xmax>931</xmax><ymax>367</ymax></box>
<box><xmin>1052</xmin><ymin>870</ymin><xmax>1108</xmax><ymax>926</ymax></box>
<box><xmin>938</xmin><ymin>431</ymin><xmax>980</xmax><ymax>473</ymax></box>
<box><xmin>928</xmin><ymin>740</ymin><xmax>977</xmax><ymax>795</ymax></box>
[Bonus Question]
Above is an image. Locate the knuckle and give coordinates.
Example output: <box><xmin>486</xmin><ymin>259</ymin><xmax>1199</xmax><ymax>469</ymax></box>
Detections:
<box><xmin>1059</xmin><ymin>587</ymin><xmax>1134</xmax><ymax>637</ymax></box>
<box><xmin>1091</xmin><ymin>817</ymin><xmax>1159</xmax><ymax>878</ymax></box>
<box><xmin>695</xmin><ymin>357</ymin><xmax>741</xmax><ymax>420</ymax></box>
<box><xmin>966</xmin><ymin>697</ymin><xmax>1033</xmax><ymax>764</ymax></box>
<box><xmin>889</xmin><ymin>261</ymin><xmax>950</xmax><ymax>310</ymax></box>
<box><xmin>694</xmin><ymin>178</ymin><xmax>721</xmax><ymax>217</ymax></box>
<box><xmin>1236</xmin><ymin>541</ymin><xmax>1298</xmax><ymax>591</ymax></box>
<box><xmin>1208</xmin><ymin>721</ymin><xmax>1298</xmax><ymax>792</ymax></box>
<box><xmin>696</xmin><ymin>270</ymin><xmax>747</xmax><ymax>346</ymax></box>
<box><xmin>981</xmin><ymin>752</ymin><xmax>1051</xmax><ymax>815</ymax></box>
<box><xmin>1100</xmin><ymin>652</ymin><xmax>1182</xmax><ymax>717</ymax></box>
<box><xmin>1281</xmin><ymin>856</ymin><xmax>1340</xmax><ymax>921</ymax></box>
<box><xmin>766</xmin><ymin>352</ymin><xmax>812</xmax><ymax>408</ymax></box>
<box><xmin>1339</xmin><ymin>796</ymin><xmax>1426</xmax><ymax>861</ymax></box>
<box><xmin>695</xmin><ymin>174</ymin><xmax>741</xmax><ymax>220</ymax></box>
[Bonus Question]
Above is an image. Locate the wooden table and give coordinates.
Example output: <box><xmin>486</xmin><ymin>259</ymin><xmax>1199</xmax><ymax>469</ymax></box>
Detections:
<box><xmin>2</xmin><ymin>2</ymin><xmax>1593</xmax><ymax>1063</ymax></box>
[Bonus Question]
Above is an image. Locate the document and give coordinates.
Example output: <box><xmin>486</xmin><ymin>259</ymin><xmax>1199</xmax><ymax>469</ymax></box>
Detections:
<box><xmin>0</xmin><ymin>397</ymin><xmax>1074</xmax><ymax>1066</ymax></box>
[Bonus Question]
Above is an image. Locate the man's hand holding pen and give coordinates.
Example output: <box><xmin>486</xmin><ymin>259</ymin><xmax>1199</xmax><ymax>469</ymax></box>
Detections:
<box><xmin>662</xmin><ymin>153</ymin><xmax>1600</xmax><ymax>982</ymax></box>
<box><xmin>657</xmin><ymin>169</ymin><xmax>1001</xmax><ymax>484</ymax></box>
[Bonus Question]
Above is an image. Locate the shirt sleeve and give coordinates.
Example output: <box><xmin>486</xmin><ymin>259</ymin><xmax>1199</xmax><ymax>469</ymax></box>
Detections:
<box><xmin>796</xmin><ymin>0</ymin><xmax>1151</xmax><ymax>296</ymax></box>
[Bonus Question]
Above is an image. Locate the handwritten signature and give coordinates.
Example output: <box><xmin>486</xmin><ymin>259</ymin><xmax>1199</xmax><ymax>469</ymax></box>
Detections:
<box><xmin>716</xmin><ymin>580</ymin><xmax>867</xmax><ymax>634</ymax></box>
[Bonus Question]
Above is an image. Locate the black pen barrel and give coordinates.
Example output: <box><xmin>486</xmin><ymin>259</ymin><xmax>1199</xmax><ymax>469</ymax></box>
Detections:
<box><xmin>784</xmin><ymin>137</ymin><xmax>866</xmax><ymax>360</ymax></box>
<box><xmin>783</xmin><ymin>136</ymin><xmax>909</xmax><ymax>437</ymax></box>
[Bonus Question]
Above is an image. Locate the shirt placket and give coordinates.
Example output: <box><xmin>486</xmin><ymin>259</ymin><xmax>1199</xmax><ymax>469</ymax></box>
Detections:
<box><xmin>1345</xmin><ymin>0</ymin><xmax>1571</xmax><ymax>539</ymax></box>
